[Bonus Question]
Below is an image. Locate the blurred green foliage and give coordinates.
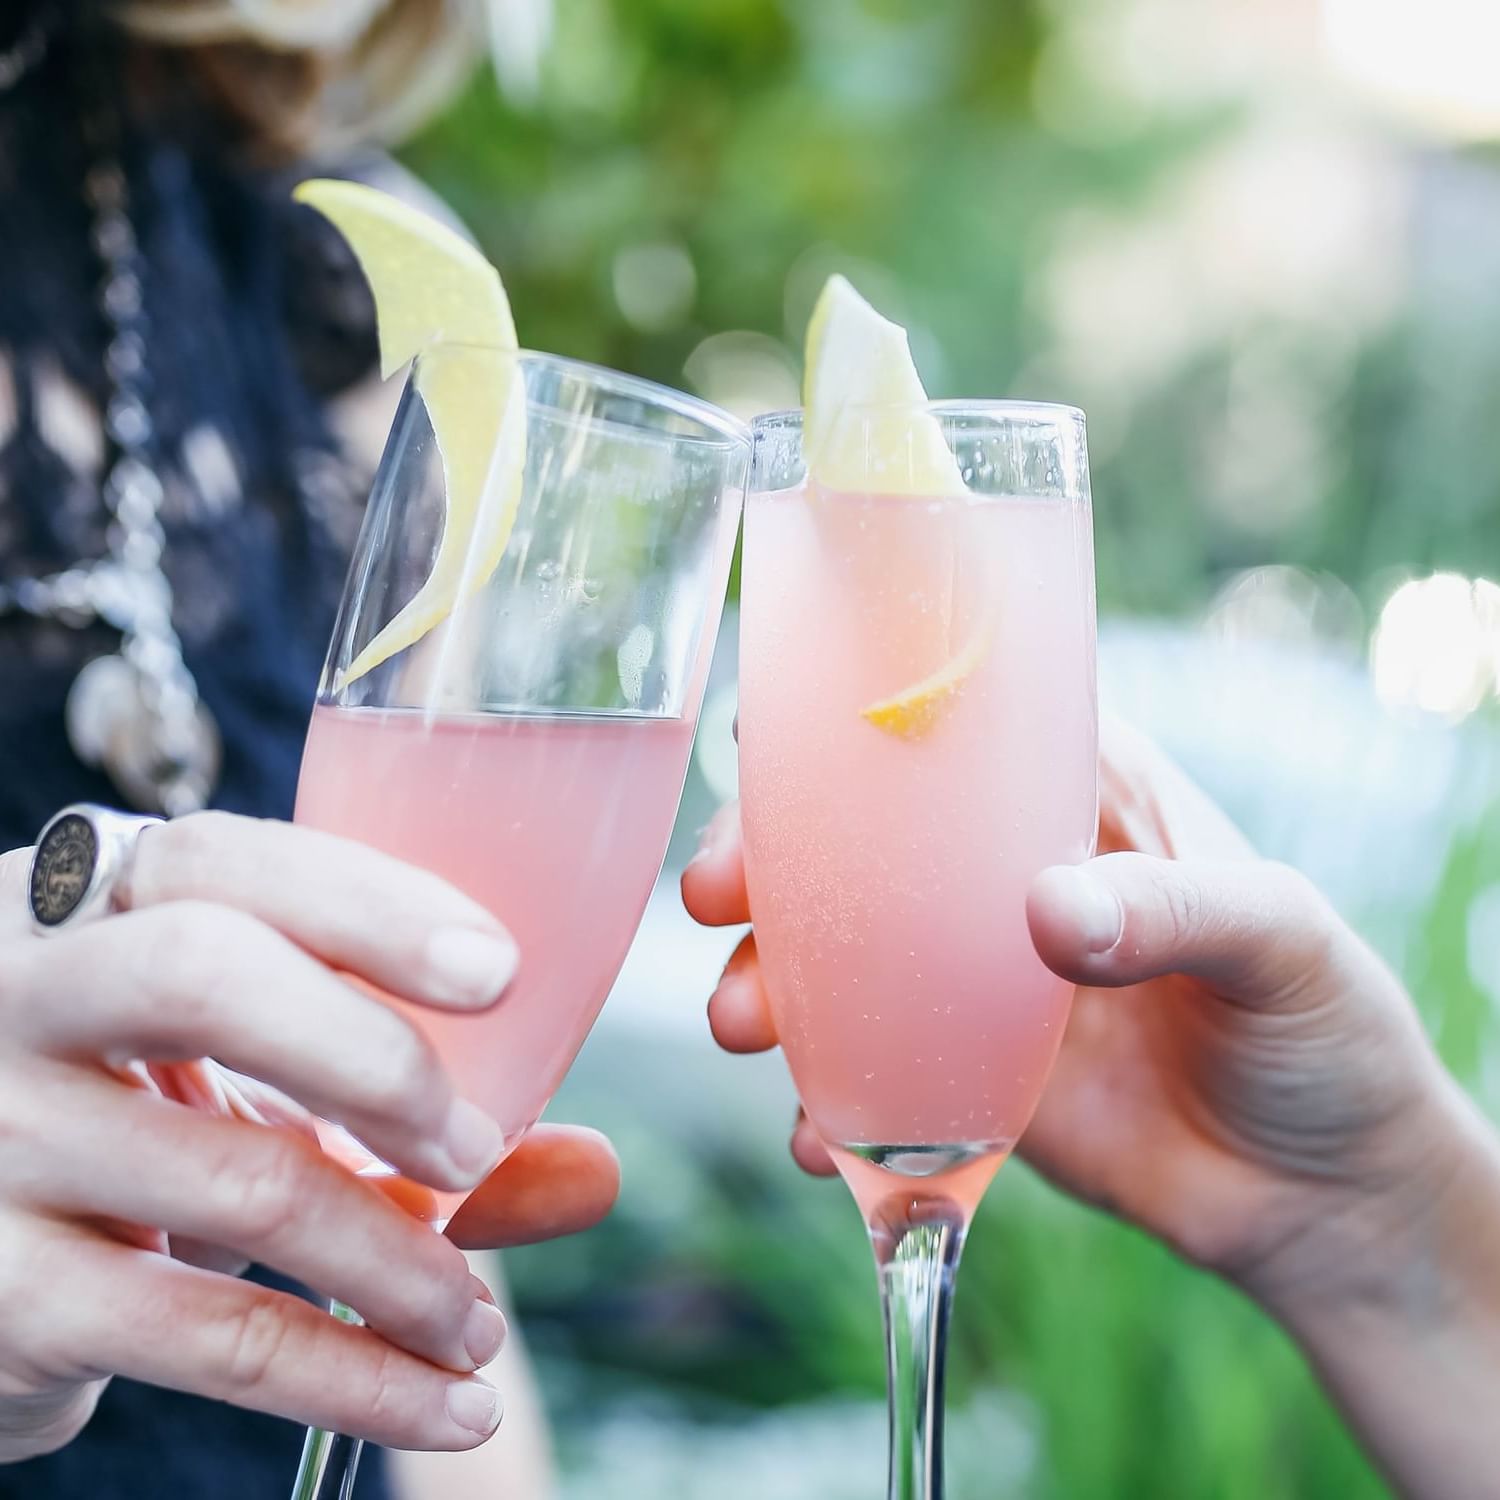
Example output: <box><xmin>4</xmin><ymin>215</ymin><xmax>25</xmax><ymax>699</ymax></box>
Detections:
<box><xmin>407</xmin><ymin>0</ymin><xmax>1500</xmax><ymax>623</ymax></box>
<box><xmin>404</xmin><ymin>1</ymin><xmax>1500</xmax><ymax>1494</ymax></box>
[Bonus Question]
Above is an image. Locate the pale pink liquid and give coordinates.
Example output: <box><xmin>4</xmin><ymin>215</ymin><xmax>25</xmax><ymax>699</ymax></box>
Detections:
<box><xmin>739</xmin><ymin>485</ymin><xmax>1096</xmax><ymax>1216</ymax></box>
<box><xmin>296</xmin><ymin>705</ymin><xmax>697</xmax><ymax>1169</ymax></box>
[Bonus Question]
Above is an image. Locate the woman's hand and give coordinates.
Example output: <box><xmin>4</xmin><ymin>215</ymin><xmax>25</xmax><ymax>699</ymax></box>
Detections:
<box><xmin>683</xmin><ymin>717</ymin><xmax>1486</xmax><ymax>1313</ymax></box>
<box><xmin>0</xmin><ymin>812</ymin><xmax>617</xmax><ymax>1464</ymax></box>
<box><xmin>685</xmin><ymin>720</ymin><xmax>1500</xmax><ymax>1499</ymax></box>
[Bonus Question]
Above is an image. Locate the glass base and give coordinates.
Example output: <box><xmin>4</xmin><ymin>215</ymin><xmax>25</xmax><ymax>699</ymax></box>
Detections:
<box><xmin>838</xmin><ymin>1140</ymin><xmax>1009</xmax><ymax>1177</ymax></box>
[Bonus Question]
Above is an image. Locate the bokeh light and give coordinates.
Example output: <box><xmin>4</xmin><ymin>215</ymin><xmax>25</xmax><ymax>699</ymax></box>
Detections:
<box><xmin>485</xmin><ymin>0</ymin><xmax>554</xmax><ymax>101</ymax></box>
<box><xmin>1203</xmin><ymin>565</ymin><xmax>1364</xmax><ymax>653</ymax></box>
<box><xmin>1371</xmin><ymin>573</ymin><xmax>1500</xmax><ymax>719</ymax></box>
<box><xmin>612</xmin><ymin>241</ymin><xmax>697</xmax><ymax>334</ymax></box>
<box><xmin>682</xmin><ymin>331</ymin><xmax>799</xmax><ymax>421</ymax></box>
<box><xmin>1321</xmin><ymin>0</ymin><xmax>1500</xmax><ymax>140</ymax></box>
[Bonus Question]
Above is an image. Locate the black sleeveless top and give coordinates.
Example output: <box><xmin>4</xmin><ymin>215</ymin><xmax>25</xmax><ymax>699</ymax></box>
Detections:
<box><xmin>0</xmin><ymin>15</ymin><xmax>392</xmax><ymax>1498</ymax></box>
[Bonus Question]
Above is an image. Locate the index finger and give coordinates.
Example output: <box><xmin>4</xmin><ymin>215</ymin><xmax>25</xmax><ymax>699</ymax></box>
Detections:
<box><xmin>121</xmin><ymin>813</ymin><xmax>518</xmax><ymax>1012</ymax></box>
<box><xmin>57</xmin><ymin>1239</ymin><xmax>503</xmax><ymax>1450</ymax></box>
<box><xmin>681</xmin><ymin>802</ymin><xmax>750</xmax><ymax>927</ymax></box>
<box><xmin>1099</xmin><ymin>715</ymin><xmax>1256</xmax><ymax>862</ymax></box>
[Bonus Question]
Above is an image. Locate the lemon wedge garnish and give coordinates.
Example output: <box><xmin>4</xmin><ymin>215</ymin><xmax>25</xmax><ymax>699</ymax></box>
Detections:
<box><xmin>294</xmin><ymin>179</ymin><xmax>527</xmax><ymax>687</ymax></box>
<box><xmin>859</xmin><ymin>612</ymin><xmax>993</xmax><ymax>738</ymax></box>
<box><xmin>802</xmin><ymin>274</ymin><xmax>987</xmax><ymax>736</ymax></box>
<box><xmin>803</xmin><ymin>274</ymin><xmax>967</xmax><ymax>499</ymax></box>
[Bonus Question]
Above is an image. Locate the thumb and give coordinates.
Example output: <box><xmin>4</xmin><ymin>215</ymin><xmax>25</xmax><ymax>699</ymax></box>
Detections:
<box><xmin>445</xmin><ymin>1125</ymin><xmax>621</xmax><ymax>1250</ymax></box>
<box><xmin>1027</xmin><ymin>851</ymin><xmax>1348</xmax><ymax>1009</ymax></box>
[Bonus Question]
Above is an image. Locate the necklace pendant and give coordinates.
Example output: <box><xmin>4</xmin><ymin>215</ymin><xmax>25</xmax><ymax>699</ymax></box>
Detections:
<box><xmin>66</xmin><ymin>654</ymin><xmax>222</xmax><ymax>816</ymax></box>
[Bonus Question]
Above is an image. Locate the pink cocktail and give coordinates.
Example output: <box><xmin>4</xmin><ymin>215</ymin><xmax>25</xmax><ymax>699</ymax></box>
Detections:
<box><xmin>739</xmin><ymin>403</ymin><xmax>1097</xmax><ymax>1499</ymax></box>
<box><xmin>741</xmin><ymin>484</ymin><xmax>1096</xmax><ymax>1213</ymax></box>
<box><xmin>297</xmin><ymin>706</ymin><xmax>698</xmax><ymax>1149</ymax></box>
<box><xmin>300</xmin><ymin>347</ymin><xmax>743</xmax><ymax>1175</ymax></box>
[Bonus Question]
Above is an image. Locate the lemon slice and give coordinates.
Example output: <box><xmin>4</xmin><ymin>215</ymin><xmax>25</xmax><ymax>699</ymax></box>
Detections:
<box><xmin>295</xmin><ymin>179</ymin><xmax>527</xmax><ymax>687</ymax></box>
<box><xmin>803</xmin><ymin>274</ymin><xmax>967</xmax><ymax>498</ymax></box>
<box><xmin>802</xmin><ymin>274</ymin><xmax>986</xmax><ymax>736</ymax></box>
<box><xmin>859</xmin><ymin>613</ymin><xmax>993</xmax><ymax>738</ymax></box>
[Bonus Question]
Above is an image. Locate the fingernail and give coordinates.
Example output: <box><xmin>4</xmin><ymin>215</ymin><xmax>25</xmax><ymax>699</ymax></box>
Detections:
<box><xmin>426</xmin><ymin>928</ymin><xmax>519</xmax><ymax>1007</ymax></box>
<box><xmin>463</xmin><ymin>1297</ymin><xmax>508</xmax><ymax>1368</ymax></box>
<box><xmin>1065</xmin><ymin>868</ymin><xmax>1123</xmax><ymax>953</ymax></box>
<box><xmin>446</xmin><ymin>1377</ymin><xmax>503</xmax><ymax>1437</ymax></box>
<box><xmin>444</xmin><ymin>1099</ymin><xmax>506</xmax><ymax>1182</ymax></box>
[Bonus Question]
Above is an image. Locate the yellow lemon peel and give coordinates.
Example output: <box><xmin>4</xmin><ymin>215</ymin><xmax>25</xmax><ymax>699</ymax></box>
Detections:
<box><xmin>859</xmin><ymin>607</ymin><xmax>996</xmax><ymax>739</ymax></box>
<box><xmin>295</xmin><ymin>179</ymin><xmax>526</xmax><ymax>688</ymax></box>
<box><xmin>801</xmin><ymin>274</ymin><xmax>987</xmax><ymax>736</ymax></box>
<box><xmin>803</xmin><ymin>274</ymin><xmax>967</xmax><ymax>499</ymax></box>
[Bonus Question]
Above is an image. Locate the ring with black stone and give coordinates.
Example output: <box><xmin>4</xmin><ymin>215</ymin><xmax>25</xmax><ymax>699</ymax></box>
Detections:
<box><xmin>27</xmin><ymin>803</ymin><xmax>163</xmax><ymax>935</ymax></box>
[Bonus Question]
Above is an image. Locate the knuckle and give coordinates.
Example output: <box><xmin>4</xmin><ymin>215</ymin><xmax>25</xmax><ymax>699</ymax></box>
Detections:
<box><xmin>382</xmin><ymin>1236</ymin><xmax>473</xmax><ymax>1343</ymax></box>
<box><xmin>1262</xmin><ymin>859</ymin><xmax>1342</xmax><ymax>976</ymax></box>
<box><xmin>357</xmin><ymin>1020</ymin><xmax>445</xmax><ymax>1126</ymax></box>
<box><xmin>1264</xmin><ymin>860</ymin><xmax>1321</xmax><ymax>916</ymax></box>
<box><xmin>1152</xmin><ymin>865</ymin><xmax>1205</xmax><ymax>946</ymax></box>
<box><xmin>131</xmin><ymin>813</ymin><xmax>270</xmax><ymax>910</ymax></box>
<box><xmin>215</xmin><ymin>1138</ymin><xmax>316</xmax><ymax>1253</ymax></box>
<box><xmin>127</xmin><ymin>814</ymin><xmax>224</xmax><ymax>905</ymax></box>
<box><xmin>161</xmin><ymin>810</ymin><xmax>240</xmax><ymax>864</ymax></box>
<box><xmin>421</xmin><ymin>1242</ymin><xmax>480</xmax><ymax>1327</ymax></box>
<box><xmin>210</xmin><ymin>1296</ymin><xmax>292</xmax><ymax>1397</ymax></box>
<box><xmin>136</xmin><ymin>903</ymin><xmax>262</xmax><ymax>1011</ymax></box>
<box><xmin>360</xmin><ymin>1339</ymin><xmax>417</xmax><ymax>1441</ymax></box>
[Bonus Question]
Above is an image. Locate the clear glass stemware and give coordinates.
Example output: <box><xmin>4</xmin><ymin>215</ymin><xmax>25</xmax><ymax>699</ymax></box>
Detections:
<box><xmin>738</xmin><ymin>401</ymin><xmax>1098</xmax><ymax>1500</ymax></box>
<box><xmin>287</xmin><ymin>347</ymin><xmax>748</xmax><ymax>1499</ymax></box>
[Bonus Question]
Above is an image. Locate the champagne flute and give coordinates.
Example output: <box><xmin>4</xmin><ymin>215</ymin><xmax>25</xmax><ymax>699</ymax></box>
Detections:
<box><xmin>738</xmin><ymin>401</ymin><xmax>1097</xmax><ymax>1500</ymax></box>
<box><xmin>288</xmin><ymin>346</ymin><xmax>747</xmax><ymax>1499</ymax></box>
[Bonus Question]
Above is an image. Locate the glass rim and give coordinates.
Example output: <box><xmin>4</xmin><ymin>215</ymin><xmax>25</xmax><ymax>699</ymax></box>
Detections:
<box><xmin>751</xmin><ymin>398</ymin><xmax>1086</xmax><ymax>429</ymax></box>
<box><xmin>409</xmin><ymin>344</ymin><xmax>751</xmax><ymax>451</ymax></box>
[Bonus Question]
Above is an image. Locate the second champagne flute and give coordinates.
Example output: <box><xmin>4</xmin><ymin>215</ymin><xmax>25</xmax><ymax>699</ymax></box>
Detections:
<box><xmin>290</xmin><ymin>346</ymin><xmax>747</xmax><ymax>1498</ymax></box>
<box><xmin>738</xmin><ymin>400</ymin><xmax>1097</xmax><ymax>1500</ymax></box>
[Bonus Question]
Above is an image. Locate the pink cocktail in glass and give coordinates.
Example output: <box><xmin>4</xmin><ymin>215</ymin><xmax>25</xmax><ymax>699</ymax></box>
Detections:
<box><xmin>739</xmin><ymin>403</ymin><xmax>1097</xmax><ymax>1500</ymax></box>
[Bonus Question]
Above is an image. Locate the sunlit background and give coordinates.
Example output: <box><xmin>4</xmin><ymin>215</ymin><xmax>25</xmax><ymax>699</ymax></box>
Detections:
<box><xmin>403</xmin><ymin>0</ymin><xmax>1500</xmax><ymax>1493</ymax></box>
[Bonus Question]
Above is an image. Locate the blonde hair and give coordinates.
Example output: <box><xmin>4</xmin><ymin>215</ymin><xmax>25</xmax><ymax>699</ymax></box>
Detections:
<box><xmin>113</xmin><ymin>0</ymin><xmax>501</xmax><ymax>155</ymax></box>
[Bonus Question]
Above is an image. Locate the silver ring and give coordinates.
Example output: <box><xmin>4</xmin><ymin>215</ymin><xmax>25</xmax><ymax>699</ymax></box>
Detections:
<box><xmin>28</xmin><ymin>803</ymin><xmax>163</xmax><ymax>935</ymax></box>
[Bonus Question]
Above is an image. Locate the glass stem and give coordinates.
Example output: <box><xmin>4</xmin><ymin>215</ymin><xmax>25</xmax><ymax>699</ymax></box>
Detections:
<box><xmin>874</xmin><ymin>1210</ymin><xmax>967</xmax><ymax>1500</ymax></box>
<box><xmin>288</xmin><ymin>1302</ymin><xmax>366</xmax><ymax>1500</ymax></box>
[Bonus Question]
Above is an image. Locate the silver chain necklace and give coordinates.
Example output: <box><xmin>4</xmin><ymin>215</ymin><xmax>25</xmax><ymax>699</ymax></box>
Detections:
<box><xmin>0</xmin><ymin>18</ymin><xmax>220</xmax><ymax>817</ymax></box>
